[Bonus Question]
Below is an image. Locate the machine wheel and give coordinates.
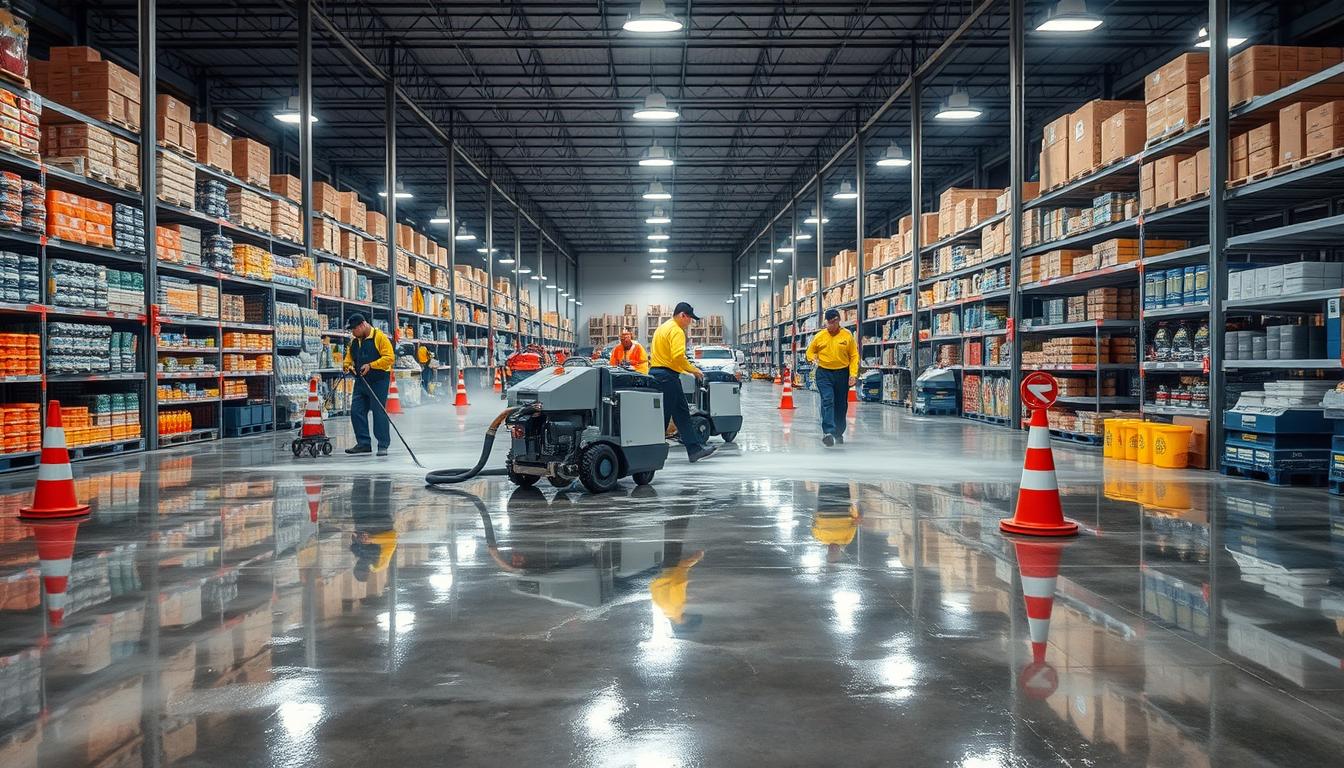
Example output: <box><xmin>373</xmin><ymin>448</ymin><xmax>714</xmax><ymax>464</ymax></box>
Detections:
<box><xmin>720</xmin><ymin>431</ymin><xmax>738</xmax><ymax>444</ymax></box>
<box><xmin>632</xmin><ymin>470</ymin><xmax>656</xmax><ymax>486</ymax></box>
<box><xmin>691</xmin><ymin>414</ymin><xmax>713</xmax><ymax>445</ymax></box>
<box><xmin>291</xmin><ymin>440</ymin><xmax>302</xmax><ymax>457</ymax></box>
<box><xmin>579</xmin><ymin>443</ymin><xmax>621</xmax><ymax>494</ymax></box>
<box><xmin>547</xmin><ymin>476</ymin><xmax>574</xmax><ymax>488</ymax></box>
<box><xmin>320</xmin><ymin>441</ymin><xmax>333</xmax><ymax>456</ymax></box>
<box><xmin>506</xmin><ymin>459</ymin><xmax>539</xmax><ymax>487</ymax></box>
<box><xmin>307</xmin><ymin>443</ymin><xmax>319</xmax><ymax>458</ymax></box>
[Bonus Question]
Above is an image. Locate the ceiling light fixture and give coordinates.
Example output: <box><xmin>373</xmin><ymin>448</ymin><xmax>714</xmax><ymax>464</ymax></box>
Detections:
<box><xmin>795</xmin><ymin>231</ymin><xmax>812</xmax><ymax>241</ymax></box>
<box><xmin>1194</xmin><ymin>25</ymin><xmax>1248</xmax><ymax>49</ymax></box>
<box><xmin>757</xmin><ymin>268</ymin><xmax>770</xmax><ymax>274</ymax></box>
<box><xmin>804</xmin><ymin>208</ymin><xmax>830</xmax><ymax>225</ymax></box>
<box><xmin>645</xmin><ymin>207</ymin><xmax>672</xmax><ymax>225</ymax></box>
<box><xmin>725</xmin><ymin>298</ymin><xmax>735</xmax><ymax>304</ymax></box>
<box><xmin>647</xmin><ymin>228</ymin><xmax>670</xmax><ymax>241</ymax></box>
<box><xmin>875</xmin><ymin>141</ymin><xmax>912</xmax><ymax>168</ymax></box>
<box><xmin>832</xmin><ymin>180</ymin><xmax>859</xmax><ymax>200</ymax></box>
<box><xmin>649</xmin><ymin>246</ymin><xmax>669</xmax><ymax>253</ymax></box>
<box><xmin>1035</xmin><ymin>0</ymin><xmax>1103</xmax><ymax>32</ymax></box>
<box><xmin>651</xmin><ymin>274</ymin><xmax>666</xmax><ymax>280</ymax></box>
<box><xmin>273</xmin><ymin>95</ymin><xmax>318</xmax><ymax>125</ymax></box>
<box><xmin>638</xmin><ymin>142</ymin><xmax>675</xmax><ymax>167</ymax></box>
<box><xmin>935</xmin><ymin>87</ymin><xmax>983</xmax><ymax>120</ymax></box>
<box><xmin>632</xmin><ymin>91</ymin><xmax>679</xmax><ymax>121</ymax></box>
<box><xmin>643</xmin><ymin>180</ymin><xmax>672</xmax><ymax>200</ymax></box>
<box><xmin>650</xmin><ymin>258</ymin><xmax>668</xmax><ymax>264</ymax></box>
<box><xmin>623</xmin><ymin>0</ymin><xmax>683</xmax><ymax>34</ymax></box>
<box><xmin>378</xmin><ymin>181</ymin><xmax>413</xmax><ymax>199</ymax></box>
<box><xmin>545</xmin><ymin>283</ymin><xmax>557</xmax><ymax>289</ymax></box>
<box><xmin>576</xmin><ymin>301</ymin><xmax>583</xmax><ymax>306</ymax></box>
<box><xmin>651</xmin><ymin>268</ymin><xmax>665</xmax><ymax>274</ymax></box>
<box><xmin>530</xmin><ymin>275</ymin><xmax>542</xmax><ymax>281</ymax></box>
<box><xmin>454</xmin><ymin>224</ymin><xmax>476</xmax><ymax>241</ymax></box>
<box><xmin>499</xmin><ymin>257</ymin><xmax>515</xmax><ymax>265</ymax></box>
<box><xmin>429</xmin><ymin>206</ymin><xmax>450</xmax><ymax>225</ymax></box>
<box><xmin>517</xmin><ymin>266</ymin><xmax>532</xmax><ymax>274</ymax></box>
<box><xmin>776</xmin><ymin>246</ymin><xmax>793</xmax><ymax>254</ymax></box>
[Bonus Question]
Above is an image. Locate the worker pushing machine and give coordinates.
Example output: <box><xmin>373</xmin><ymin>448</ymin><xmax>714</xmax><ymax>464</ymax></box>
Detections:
<box><xmin>343</xmin><ymin>312</ymin><xmax>396</xmax><ymax>456</ymax></box>
<box><xmin>609</xmin><ymin>327</ymin><xmax>650</xmax><ymax>374</ymax></box>
<box><xmin>649</xmin><ymin>302</ymin><xmax>718</xmax><ymax>463</ymax></box>
<box><xmin>805</xmin><ymin>308</ymin><xmax>859</xmax><ymax>447</ymax></box>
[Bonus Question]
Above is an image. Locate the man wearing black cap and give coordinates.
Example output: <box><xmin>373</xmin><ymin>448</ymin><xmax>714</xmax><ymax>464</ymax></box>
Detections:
<box><xmin>342</xmin><ymin>313</ymin><xmax>396</xmax><ymax>456</ymax></box>
<box><xmin>805</xmin><ymin>308</ymin><xmax>859</xmax><ymax>447</ymax></box>
<box><xmin>649</xmin><ymin>302</ymin><xmax>717</xmax><ymax>463</ymax></box>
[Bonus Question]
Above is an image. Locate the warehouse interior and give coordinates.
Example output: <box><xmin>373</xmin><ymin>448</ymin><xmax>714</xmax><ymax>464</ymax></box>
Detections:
<box><xmin>2</xmin><ymin>1</ymin><xmax>1344</xmax><ymax>765</ymax></box>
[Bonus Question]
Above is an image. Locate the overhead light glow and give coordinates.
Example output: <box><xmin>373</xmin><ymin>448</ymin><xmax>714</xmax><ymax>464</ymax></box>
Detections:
<box><xmin>757</xmin><ymin>268</ymin><xmax>770</xmax><ymax>274</ymax></box>
<box><xmin>632</xmin><ymin>91</ymin><xmax>679</xmax><ymax>121</ymax></box>
<box><xmin>638</xmin><ymin>142</ymin><xmax>675</xmax><ymax>167</ymax></box>
<box><xmin>650</xmin><ymin>274</ymin><xmax>666</xmax><ymax>280</ymax></box>
<box><xmin>649</xmin><ymin>246</ymin><xmax>668</xmax><ymax>253</ymax></box>
<box><xmin>1035</xmin><ymin>0</ymin><xmax>1103</xmax><ymax>32</ymax></box>
<box><xmin>832</xmin><ymin>180</ymin><xmax>859</xmax><ymax>200</ymax></box>
<box><xmin>623</xmin><ymin>0</ymin><xmax>683</xmax><ymax>33</ymax></box>
<box><xmin>378</xmin><ymin>181</ymin><xmax>413</xmax><ymax>199</ymax></box>
<box><xmin>530</xmin><ymin>275</ymin><xmax>542</xmax><ymax>281</ymax></box>
<box><xmin>645</xmin><ymin>207</ymin><xmax>672</xmax><ymax>225</ymax></box>
<box><xmin>725</xmin><ymin>298</ymin><xmax>735</xmax><ymax>304</ymax></box>
<box><xmin>499</xmin><ymin>257</ymin><xmax>515</xmax><ymax>264</ymax></box>
<box><xmin>429</xmin><ymin>206</ymin><xmax>450</xmax><ymax>225</ymax></box>
<box><xmin>776</xmin><ymin>246</ymin><xmax>793</xmax><ymax>254</ymax></box>
<box><xmin>650</xmin><ymin>258</ymin><xmax>668</xmax><ymax>264</ymax></box>
<box><xmin>1194</xmin><ymin>26</ymin><xmax>1248</xmax><ymax>49</ymax></box>
<box><xmin>651</xmin><ymin>268</ymin><xmax>665</xmax><ymax>274</ymax></box>
<box><xmin>795</xmin><ymin>231</ymin><xmax>812</xmax><ymax>241</ymax></box>
<box><xmin>876</xmin><ymin>141</ymin><xmax>912</xmax><ymax>168</ymax></box>
<box><xmin>517</xmin><ymin>266</ymin><xmax>532</xmax><ymax>274</ymax></box>
<box><xmin>576</xmin><ymin>301</ymin><xmax>582</xmax><ymax>306</ymax></box>
<box><xmin>273</xmin><ymin>95</ymin><xmax>318</xmax><ymax>125</ymax></box>
<box><xmin>935</xmin><ymin>87</ymin><xmax>982</xmax><ymax>120</ymax></box>
<box><xmin>454</xmin><ymin>224</ymin><xmax>476</xmax><ymax>241</ymax></box>
<box><xmin>647</xmin><ymin>228</ymin><xmax>670</xmax><ymax>241</ymax></box>
<box><xmin>545</xmin><ymin>283</ymin><xmax>557</xmax><ymax>289</ymax></box>
<box><xmin>643</xmin><ymin>181</ymin><xmax>672</xmax><ymax>200</ymax></box>
<box><xmin>804</xmin><ymin>208</ymin><xmax>830</xmax><ymax>225</ymax></box>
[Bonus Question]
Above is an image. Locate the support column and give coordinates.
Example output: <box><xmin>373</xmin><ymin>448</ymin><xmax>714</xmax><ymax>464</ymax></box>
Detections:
<box><xmin>536</xmin><ymin>232</ymin><xmax>544</xmax><ymax>344</ymax></box>
<box><xmin>139</xmin><ymin>0</ymin><xmax>159</xmax><ymax>447</ymax></box>
<box><xmin>790</xmin><ymin>202</ymin><xmax>798</xmax><ymax>377</ymax></box>
<box><xmin>909</xmin><ymin>78</ymin><xmax>923</xmax><ymax>387</ymax></box>
<box><xmin>767</xmin><ymin>239</ymin><xmax>776</xmax><ymax>373</ymax></box>
<box><xmin>384</xmin><ymin>42</ymin><xmax>399</xmax><ymax>339</ymax></box>
<box><xmin>815</xmin><ymin>158</ymin><xmax>825</xmax><ymax>329</ymax></box>
<box><xmin>1008</xmin><ymin>0</ymin><xmax>1025</xmax><ymax>425</ymax></box>
<box><xmin>1208</xmin><ymin>0</ymin><xmax>1229</xmax><ymax>455</ymax></box>
<box><xmin>485</xmin><ymin>166</ymin><xmax>494</xmax><ymax>376</ymax></box>
<box><xmin>513</xmin><ymin>209</ymin><xmax>522</xmax><ymax>346</ymax></box>
<box><xmin>854</xmin><ymin>110</ymin><xmax>866</xmax><ymax>378</ymax></box>
<box><xmin>447</xmin><ymin>144</ymin><xmax>458</xmax><ymax>382</ymax></box>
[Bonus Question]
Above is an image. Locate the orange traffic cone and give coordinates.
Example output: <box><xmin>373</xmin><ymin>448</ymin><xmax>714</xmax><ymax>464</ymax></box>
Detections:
<box><xmin>386</xmin><ymin>373</ymin><xmax>403</xmax><ymax>415</ymax></box>
<box><xmin>778</xmin><ymin>378</ymin><xmax>796</xmax><ymax>410</ymax></box>
<box><xmin>26</xmin><ymin>517</ymin><xmax>86</xmax><ymax>627</ymax></box>
<box><xmin>454</xmin><ymin>370</ymin><xmax>470</xmax><ymax>407</ymax></box>
<box><xmin>847</xmin><ymin>380</ymin><xmax>859</xmax><ymax>403</ymax></box>
<box><xmin>492</xmin><ymin>367</ymin><xmax>503</xmax><ymax>393</ymax></box>
<box><xmin>1013</xmin><ymin>538</ymin><xmax>1070</xmax><ymax>700</ymax></box>
<box><xmin>301</xmin><ymin>377</ymin><xmax>326</xmax><ymax>438</ymax></box>
<box><xmin>303</xmin><ymin>476</ymin><xmax>323</xmax><ymax>523</ymax></box>
<box><xmin>772</xmin><ymin>371</ymin><xmax>782</xmax><ymax>385</ymax></box>
<box><xmin>1001</xmin><ymin>409</ymin><xmax>1077</xmax><ymax>537</ymax></box>
<box><xmin>21</xmin><ymin>401</ymin><xmax>90</xmax><ymax>519</ymax></box>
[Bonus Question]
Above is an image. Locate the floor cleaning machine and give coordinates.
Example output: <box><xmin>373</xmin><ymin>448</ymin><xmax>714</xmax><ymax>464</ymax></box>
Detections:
<box><xmin>679</xmin><ymin>370</ymin><xmax>743</xmax><ymax>444</ymax></box>
<box><xmin>425</xmin><ymin>362</ymin><xmax>670</xmax><ymax>493</ymax></box>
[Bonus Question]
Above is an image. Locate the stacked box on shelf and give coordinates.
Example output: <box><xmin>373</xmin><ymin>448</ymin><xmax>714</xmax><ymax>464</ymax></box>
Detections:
<box><xmin>155</xmin><ymin>149</ymin><xmax>195</xmax><ymax>207</ymax></box>
<box><xmin>230</xmin><ymin>138</ymin><xmax>270</xmax><ymax>189</ymax></box>
<box><xmin>270</xmin><ymin>197</ymin><xmax>300</xmax><ymax>242</ymax></box>
<box><xmin>1223</xmin><ymin>385</ymin><xmax>1337</xmax><ymax>483</ymax></box>
<box><xmin>0</xmin><ymin>86</ymin><xmax>38</xmax><ymax>159</ymax></box>
<box><xmin>43</xmin><ymin>123</ymin><xmax>115</xmax><ymax>181</ymax></box>
<box><xmin>1144</xmin><ymin>53</ymin><xmax>1207</xmax><ymax>142</ymax></box>
<box><xmin>226</xmin><ymin>188</ymin><xmax>269</xmax><ymax>233</ymax></box>
<box><xmin>270</xmin><ymin>174</ymin><xmax>301</xmax><ymax>204</ymax></box>
<box><xmin>155</xmin><ymin>94</ymin><xmax>194</xmax><ymax>158</ymax></box>
<box><xmin>1068</xmin><ymin>100</ymin><xmax>1145</xmax><ymax>180</ymax></box>
<box><xmin>1228</xmin><ymin>45</ymin><xmax>1344</xmax><ymax>107</ymax></box>
<box><xmin>113</xmin><ymin>203</ymin><xmax>145</xmax><ymax>256</ymax></box>
<box><xmin>311</xmin><ymin>215</ymin><xmax>339</xmax><ymax>254</ymax></box>
<box><xmin>194</xmin><ymin>123</ymin><xmax>231</xmax><ymax>173</ymax></box>
<box><xmin>1145</xmin><ymin>264</ymin><xmax>1210</xmax><ymax>310</ymax></box>
<box><xmin>33</xmin><ymin>46</ymin><xmax>142</xmax><ymax>130</ymax></box>
<box><xmin>1228</xmin><ymin>262</ymin><xmax>1343</xmax><ymax>302</ymax></box>
<box><xmin>232</xmin><ymin>243</ymin><xmax>272</xmax><ymax>281</ymax></box>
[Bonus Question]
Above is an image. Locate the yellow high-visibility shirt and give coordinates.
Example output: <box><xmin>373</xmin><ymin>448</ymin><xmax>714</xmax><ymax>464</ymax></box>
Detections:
<box><xmin>806</xmin><ymin>327</ymin><xmax>859</xmax><ymax>377</ymax></box>
<box><xmin>343</xmin><ymin>327</ymin><xmax>395</xmax><ymax>373</ymax></box>
<box><xmin>650</xmin><ymin>319</ymin><xmax>700</xmax><ymax>375</ymax></box>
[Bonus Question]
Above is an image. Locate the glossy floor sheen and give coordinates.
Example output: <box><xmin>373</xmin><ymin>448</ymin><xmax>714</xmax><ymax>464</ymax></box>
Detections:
<box><xmin>2</xmin><ymin>383</ymin><xmax>1343</xmax><ymax>767</ymax></box>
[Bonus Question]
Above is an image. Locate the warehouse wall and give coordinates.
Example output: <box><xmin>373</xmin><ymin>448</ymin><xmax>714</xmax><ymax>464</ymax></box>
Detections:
<box><xmin>578</xmin><ymin>252</ymin><xmax>733</xmax><ymax>343</ymax></box>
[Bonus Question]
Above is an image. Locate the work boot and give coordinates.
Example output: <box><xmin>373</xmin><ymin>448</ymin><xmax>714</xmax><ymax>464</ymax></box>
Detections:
<box><xmin>835</xmin><ymin>434</ymin><xmax>845</xmax><ymax>444</ymax></box>
<box><xmin>376</xmin><ymin>448</ymin><xmax>388</xmax><ymax>457</ymax></box>
<box><xmin>822</xmin><ymin>434</ymin><xmax>835</xmax><ymax>447</ymax></box>
<box><xmin>345</xmin><ymin>445</ymin><xmax>372</xmax><ymax>455</ymax></box>
<box><xmin>687</xmin><ymin>445</ymin><xmax>718</xmax><ymax>463</ymax></box>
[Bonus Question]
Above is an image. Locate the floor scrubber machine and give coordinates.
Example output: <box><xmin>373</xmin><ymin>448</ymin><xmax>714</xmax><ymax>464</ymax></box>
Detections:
<box><xmin>425</xmin><ymin>362</ymin><xmax>670</xmax><ymax>493</ymax></box>
<box><xmin>680</xmin><ymin>370</ymin><xmax>743</xmax><ymax>444</ymax></box>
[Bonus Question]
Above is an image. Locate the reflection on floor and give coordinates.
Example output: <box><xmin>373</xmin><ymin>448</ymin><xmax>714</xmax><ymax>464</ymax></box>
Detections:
<box><xmin>0</xmin><ymin>383</ymin><xmax>1342</xmax><ymax>766</ymax></box>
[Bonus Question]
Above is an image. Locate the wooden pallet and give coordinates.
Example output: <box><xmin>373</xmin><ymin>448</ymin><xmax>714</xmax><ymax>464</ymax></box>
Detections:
<box><xmin>1048</xmin><ymin>428</ymin><xmax>1103</xmax><ymax>446</ymax></box>
<box><xmin>160</xmin><ymin>429</ymin><xmax>218</xmax><ymax>446</ymax></box>
<box><xmin>1220</xmin><ymin>460</ymin><xmax>1328</xmax><ymax>487</ymax></box>
<box><xmin>1143</xmin><ymin>119</ymin><xmax>1208</xmax><ymax>150</ymax></box>
<box><xmin>1143</xmin><ymin>192</ymin><xmax>1209</xmax><ymax>213</ymax></box>
<box><xmin>104</xmin><ymin>114</ymin><xmax>138</xmax><ymax>134</ymax></box>
<box><xmin>0</xmin><ymin>452</ymin><xmax>40</xmax><ymax>472</ymax></box>
<box><xmin>0</xmin><ymin>69</ymin><xmax>31</xmax><ymax>91</ymax></box>
<box><xmin>224</xmin><ymin>422</ymin><xmax>274</xmax><ymax>438</ymax></box>
<box><xmin>69</xmin><ymin>438</ymin><xmax>144</xmax><ymax>461</ymax></box>
<box><xmin>1232</xmin><ymin>147</ymin><xmax>1344</xmax><ymax>188</ymax></box>
<box><xmin>156</xmin><ymin>192</ymin><xmax>193</xmax><ymax>209</ymax></box>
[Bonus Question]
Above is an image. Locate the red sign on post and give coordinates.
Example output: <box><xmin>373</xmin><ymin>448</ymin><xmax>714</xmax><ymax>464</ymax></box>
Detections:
<box><xmin>1020</xmin><ymin>371</ymin><xmax>1059</xmax><ymax>411</ymax></box>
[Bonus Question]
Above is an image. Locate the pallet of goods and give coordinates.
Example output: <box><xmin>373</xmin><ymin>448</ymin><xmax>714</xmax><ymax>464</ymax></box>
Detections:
<box><xmin>155</xmin><ymin>149</ymin><xmax>195</xmax><ymax>207</ymax></box>
<box><xmin>155</xmin><ymin>94</ymin><xmax>195</xmax><ymax>159</ymax></box>
<box><xmin>195</xmin><ymin>123</ymin><xmax>231</xmax><ymax>174</ymax></box>
<box><xmin>230</xmin><ymin>137</ymin><xmax>270</xmax><ymax>190</ymax></box>
<box><xmin>31</xmin><ymin>46</ymin><xmax>141</xmax><ymax>131</ymax></box>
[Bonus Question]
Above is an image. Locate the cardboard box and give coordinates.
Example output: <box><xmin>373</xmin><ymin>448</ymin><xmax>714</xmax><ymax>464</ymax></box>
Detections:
<box><xmin>194</xmin><ymin>123</ymin><xmax>232</xmax><ymax>173</ymax></box>
<box><xmin>1153</xmin><ymin>181</ymin><xmax>1178</xmax><ymax>208</ymax></box>
<box><xmin>1145</xmin><ymin>98</ymin><xmax>1167</xmax><ymax>141</ymax></box>
<box><xmin>1153</xmin><ymin>155</ymin><xmax>1187</xmax><ymax>189</ymax></box>
<box><xmin>1306</xmin><ymin>124</ymin><xmax>1344</xmax><ymax>157</ymax></box>
<box><xmin>1199</xmin><ymin>74</ymin><xmax>1210</xmax><ymax>123</ymax></box>
<box><xmin>1041</xmin><ymin>113</ymin><xmax>1071</xmax><ymax>188</ymax></box>
<box><xmin>230</xmin><ymin>138</ymin><xmax>271</xmax><ymax>188</ymax></box>
<box><xmin>1196</xmin><ymin>147</ymin><xmax>1211</xmax><ymax>194</ymax></box>
<box><xmin>1249</xmin><ymin>146</ymin><xmax>1277</xmax><ymax>175</ymax></box>
<box><xmin>1100</xmin><ymin>109</ymin><xmax>1145</xmax><ymax>165</ymax></box>
<box><xmin>1279</xmin><ymin>101</ymin><xmax>1328</xmax><ymax>163</ymax></box>
<box><xmin>1177</xmin><ymin>156</ymin><xmax>1198</xmax><ymax>200</ymax></box>
<box><xmin>269</xmin><ymin>174</ymin><xmax>301</xmax><ymax>202</ymax></box>
<box><xmin>1248</xmin><ymin>121</ymin><xmax>1278</xmax><ymax>154</ymax></box>
<box><xmin>1306</xmin><ymin>101</ymin><xmax>1344</xmax><ymax>133</ymax></box>
<box><xmin>1163</xmin><ymin>85</ymin><xmax>1201</xmax><ymax>134</ymax></box>
<box><xmin>1231</xmin><ymin>71</ymin><xmax>1281</xmax><ymax>105</ymax></box>
<box><xmin>1069</xmin><ymin>100</ymin><xmax>1143</xmax><ymax>179</ymax></box>
<box><xmin>1146</xmin><ymin>53</ymin><xmax>1208</xmax><ymax>104</ymax></box>
<box><xmin>312</xmin><ymin>181</ymin><xmax>340</xmax><ymax>218</ymax></box>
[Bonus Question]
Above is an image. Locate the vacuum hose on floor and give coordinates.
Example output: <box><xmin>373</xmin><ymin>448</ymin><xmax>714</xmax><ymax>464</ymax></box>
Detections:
<box><xmin>424</xmin><ymin>405</ymin><xmax>531</xmax><ymax>486</ymax></box>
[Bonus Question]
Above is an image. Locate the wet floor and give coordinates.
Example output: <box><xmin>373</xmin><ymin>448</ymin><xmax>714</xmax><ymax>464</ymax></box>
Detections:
<box><xmin>1</xmin><ymin>382</ymin><xmax>1342</xmax><ymax>766</ymax></box>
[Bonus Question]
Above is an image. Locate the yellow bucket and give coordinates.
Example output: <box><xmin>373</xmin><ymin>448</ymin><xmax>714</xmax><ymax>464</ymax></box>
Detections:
<box><xmin>1150</xmin><ymin>424</ymin><xmax>1193</xmax><ymax>469</ymax></box>
<box><xmin>1121</xmin><ymin>422</ymin><xmax>1142</xmax><ymax>462</ymax></box>
<box><xmin>1103</xmin><ymin>418</ymin><xmax>1130</xmax><ymax>459</ymax></box>
<box><xmin>1136</xmin><ymin>422</ymin><xmax>1157</xmax><ymax>465</ymax></box>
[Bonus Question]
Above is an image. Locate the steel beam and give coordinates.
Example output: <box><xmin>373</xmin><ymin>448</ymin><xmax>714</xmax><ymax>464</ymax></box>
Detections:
<box><xmin>909</xmin><ymin>77</ymin><xmax>923</xmax><ymax>387</ymax></box>
<box><xmin>448</xmin><ymin>141</ymin><xmax>458</xmax><ymax>383</ymax></box>
<box><xmin>385</xmin><ymin>41</ymin><xmax>399</xmax><ymax>340</ymax></box>
<box><xmin>854</xmin><ymin>109</ymin><xmax>865</xmax><ymax>387</ymax></box>
<box><xmin>1008</xmin><ymin>0</ymin><xmax>1025</xmax><ymax>426</ymax></box>
<box><xmin>486</xmin><ymin>164</ymin><xmax>494</xmax><ymax>378</ymax></box>
<box><xmin>1208</xmin><ymin>0</ymin><xmax>1229</xmax><ymax>456</ymax></box>
<box><xmin>139</xmin><ymin>0</ymin><xmax>159</xmax><ymax>448</ymax></box>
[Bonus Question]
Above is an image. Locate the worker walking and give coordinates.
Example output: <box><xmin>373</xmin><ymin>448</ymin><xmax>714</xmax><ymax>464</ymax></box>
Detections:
<box><xmin>343</xmin><ymin>313</ymin><xmax>396</xmax><ymax>456</ymax></box>
<box><xmin>609</xmin><ymin>327</ymin><xmax>650</xmax><ymax>374</ymax></box>
<box><xmin>416</xmin><ymin>343</ymin><xmax>434</xmax><ymax>394</ymax></box>
<box><xmin>649</xmin><ymin>302</ymin><xmax>717</xmax><ymax>463</ymax></box>
<box><xmin>805</xmin><ymin>308</ymin><xmax>859</xmax><ymax>447</ymax></box>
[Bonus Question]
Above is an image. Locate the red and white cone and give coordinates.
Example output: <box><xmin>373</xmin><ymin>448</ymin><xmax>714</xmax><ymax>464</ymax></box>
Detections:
<box><xmin>28</xmin><ymin>517</ymin><xmax>87</xmax><ymax>627</ymax></box>
<box><xmin>847</xmin><ymin>379</ymin><xmax>859</xmax><ymax>403</ymax></box>
<box><xmin>1001</xmin><ymin>409</ymin><xmax>1077</xmax><ymax>537</ymax></box>
<box><xmin>778</xmin><ymin>378</ymin><xmax>795</xmax><ymax>410</ymax></box>
<box><xmin>386</xmin><ymin>372</ymin><xmax>404</xmax><ymax>415</ymax></box>
<box><xmin>454</xmin><ymin>370</ymin><xmax>470</xmax><ymax>407</ymax></box>
<box><xmin>772</xmin><ymin>371</ymin><xmax>782</xmax><ymax>386</ymax></box>
<box><xmin>21</xmin><ymin>400</ymin><xmax>90</xmax><ymax>519</ymax></box>
<box><xmin>492</xmin><ymin>368</ymin><xmax>503</xmax><ymax>393</ymax></box>
<box><xmin>303</xmin><ymin>476</ymin><xmax>323</xmax><ymax>523</ymax></box>
<box><xmin>1013</xmin><ymin>538</ymin><xmax>1070</xmax><ymax>700</ymax></box>
<box><xmin>301</xmin><ymin>377</ymin><xmax>326</xmax><ymax>438</ymax></box>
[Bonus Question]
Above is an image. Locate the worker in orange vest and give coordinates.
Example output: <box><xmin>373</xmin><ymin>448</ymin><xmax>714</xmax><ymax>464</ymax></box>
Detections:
<box><xmin>609</xmin><ymin>328</ymin><xmax>650</xmax><ymax>374</ymax></box>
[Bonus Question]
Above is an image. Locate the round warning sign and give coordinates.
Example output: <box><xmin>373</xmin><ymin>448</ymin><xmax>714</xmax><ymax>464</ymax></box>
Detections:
<box><xmin>1019</xmin><ymin>661</ymin><xmax>1059</xmax><ymax>700</ymax></box>
<box><xmin>1020</xmin><ymin>371</ymin><xmax>1059</xmax><ymax>411</ymax></box>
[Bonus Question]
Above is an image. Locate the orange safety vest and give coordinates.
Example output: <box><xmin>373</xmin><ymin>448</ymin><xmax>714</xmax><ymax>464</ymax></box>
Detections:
<box><xmin>610</xmin><ymin>342</ymin><xmax>649</xmax><ymax>373</ymax></box>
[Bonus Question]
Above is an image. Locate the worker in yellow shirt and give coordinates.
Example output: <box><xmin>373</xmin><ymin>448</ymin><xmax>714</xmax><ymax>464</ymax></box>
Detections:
<box><xmin>342</xmin><ymin>312</ymin><xmax>396</xmax><ymax>456</ymax></box>
<box><xmin>649</xmin><ymin>302</ymin><xmax>717</xmax><ymax>463</ymax></box>
<box><xmin>609</xmin><ymin>328</ymin><xmax>650</xmax><ymax>374</ymax></box>
<box><xmin>416</xmin><ymin>343</ymin><xmax>434</xmax><ymax>393</ymax></box>
<box><xmin>805</xmin><ymin>308</ymin><xmax>859</xmax><ymax>447</ymax></box>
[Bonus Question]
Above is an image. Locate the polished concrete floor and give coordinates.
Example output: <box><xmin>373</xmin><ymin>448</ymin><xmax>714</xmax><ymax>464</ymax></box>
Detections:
<box><xmin>1</xmin><ymin>382</ymin><xmax>1343</xmax><ymax>767</ymax></box>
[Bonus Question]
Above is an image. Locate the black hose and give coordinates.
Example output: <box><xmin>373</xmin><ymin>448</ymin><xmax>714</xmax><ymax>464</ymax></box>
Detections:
<box><xmin>424</xmin><ymin>405</ymin><xmax>531</xmax><ymax>485</ymax></box>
